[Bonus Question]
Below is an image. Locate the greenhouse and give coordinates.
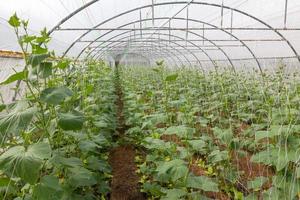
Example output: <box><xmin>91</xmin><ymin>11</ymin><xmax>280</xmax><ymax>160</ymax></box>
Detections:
<box><xmin>1</xmin><ymin>0</ymin><xmax>300</xmax><ymax>199</ymax></box>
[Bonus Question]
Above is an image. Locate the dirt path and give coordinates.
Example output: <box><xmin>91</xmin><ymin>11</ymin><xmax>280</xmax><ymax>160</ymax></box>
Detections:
<box><xmin>109</xmin><ymin>64</ymin><xmax>145</xmax><ymax>200</ymax></box>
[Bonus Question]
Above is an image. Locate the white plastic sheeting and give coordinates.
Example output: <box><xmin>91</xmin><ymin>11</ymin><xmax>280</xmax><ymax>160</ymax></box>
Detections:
<box><xmin>0</xmin><ymin>0</ymin><xmax>300</xmax><ymax>73</ymax></box>
<box><xmin>0</xmin><ymin>57</ymin><xmax>25</xmax><ymax>104</ymax></box>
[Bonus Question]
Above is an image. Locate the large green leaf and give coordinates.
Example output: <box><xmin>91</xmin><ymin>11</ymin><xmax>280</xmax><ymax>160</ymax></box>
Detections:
<box><xmin>186</xmin><ymin>175</ymin><xmax>219</xmax><ymax>192</ymax></box>
<box><xmin>165</xmin><ymin>74</ymin><xmax>178</xmax><ymax>82</ymax></box>
<box><xmin>208</xmin><ymin>150</ymin><xmax>229</xmax><ymax>163</ymax></box>
<box><xmin>247</xmin><ymin>176</ymin><xmax>268</xmax><ymax>190</ymax></box>
<box><xmin>38</xmin><ymin>62</ymin><xmax>52</xmax><ymax>78</ymax></box>
<box><xmin>8</xmin><ymin>13</ymin><xmax>20</xmax><ymax>27</ymax></box>
<box><xmin>40</xmin><ymin>86</ymin><xmax>73</xmax><ymax>105</ymax></box>
<box><xmin>212</xmin><ymin>127</ymin><xmax>233</xmax><ymax>145</ymax></box>
<box><xmin>27</xmin><ymin>142</ymin><xmax>51</xmax><ymax>160</ymax></box>
<box><xmin>161</xmin><ymin>188</ymin><xmax>186</xmax><ymax>200</ymax></box>
<box><xmin>251</xmin><ymin>147</ymin><xmax>300</xmax><ymax>171</ymax></box>
<box><xmin>0</xmin><ymin>101</ymin><xmax>37</xmax><ymax>136</ymax></box>
<box><xmin>0</xmin><ymin>71</ymin><xmax>28</xmax><ymax>85</ymax></box>
<box><xmin>28</xmin><ymin>53</ymin><xmax>49</xmax><ymax>67</ymax></box>
<box><xmin>187</xmin><ymin>139</ymin><xmax>207</xmax><ymax>153</ymax></box>
<box><xmin>68</xmin><ymin>167</ymin><xmax>97</xmax><ymax>187</ymax></box>
<box><xmin>0</xmin><ymin>142</ymin><xmax>51</xmax><ymax>184</ymax></box>
<box><xmin>86</xmin><ymin>156</ymin><xmax>111</xmax><ymax>173</ymax></box>
<box><xmin>58</xmin><ymin>111</ymin><xmax>85</xmax><ymax>131</ymax></box>
<box><xmin>0</xmin><ymin>177</ymin><xmax>16</xmax><ymax>195</ymax></box>
<box><xmin>156</xmin><ymin>159</ymin><xmax>189</xmax><ymax>181</ymax></box>
<box><xmin>33</xmin><ymin>175</ymin><xmax>63</xmax><ymax>200</ymax></box>
<box><xmin>78</xmin><ymin>140</ymin><xmax>100</xmax><ymax>153</ymax></box>
<box><xmin>255</xmin><ymin>125</ymin><xmax>290</xmax><ymax>141</ymax></box>
<box><xmin>164</xmin><ymin>126</ymin><xmax>194</xmax><ymax>138</ymax></box>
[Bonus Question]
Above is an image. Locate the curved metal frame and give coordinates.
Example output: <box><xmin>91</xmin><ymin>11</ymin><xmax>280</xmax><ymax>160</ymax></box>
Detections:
<box><xmin>101</xmin><ymin>43</ymin><xmax>183</xmax><ymax>68</ymax></box>
<box><xmin>83</xmin><ymin>17</ymin><xmax>238</xmax><ymax>71</ymax></box>
<box><xmin>96</xmin><ymin>34</ymin><xmax>199</xmax><ymax>69</ymax></box>
<box><xmin>91</xmin><ymin>32</ymin><xmax>215</xmax><ymax>71</ymax></box>
<box><xmin>48</xmin><ymin>0</ymin><xmax>300</xmax><ymax>71</ymax></box>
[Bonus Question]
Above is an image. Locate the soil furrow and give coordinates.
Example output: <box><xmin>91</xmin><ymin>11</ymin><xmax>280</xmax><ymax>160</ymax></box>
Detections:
<box><xmin>109</xmin><ymin>64</ymin><xmax>145</xmax><ymax>200</ymax></box>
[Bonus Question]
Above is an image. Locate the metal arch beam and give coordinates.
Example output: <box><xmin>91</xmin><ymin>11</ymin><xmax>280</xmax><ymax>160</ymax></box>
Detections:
<box><xmin>94</xmin><ymin>35</ymin><xmax>195</xmax><ymax>69</ymax></box>
<box><xmin>104</xmin><ymin>39</ymin><xmax>189</xmax><ymax>68</ymax></box>
<box><xmin>88</xmin><ymin>30</ymin><xmax>205</xmax><ymax>69</ymax></box>
<box><xmin>101</xmin><ymin>45</ymin><xmax>183</xmax><ymax>68</ymax></box>
<box><xmin>114</xmin><ymin>52</ymin><xmax>151</xmax><ymax>65</ymax></box>
<box><xmin>81</xmin><ymin>17</ymin><xmax>236</xmax><ymax>72</ymax></box>
<box><xmin>51</xmin><ymin>1</ymin><xmax>300</xmax><ymax>72</ymax></box>
<box><xmin>93</xmin><ymin>36</ymin><xmax>192</xmax><ymax>69</ymax></box>
<box><xmin>76</xmin><ymin>17</ymin><xmax>255</xmax><ymax>73</ymax></box>
<box><xmin>48</xmin><ymin>0</ymin><xmax>100</xmax><ymax>35</ymax></box>
<box><xmin>67</xmin><ymin>13</ymin><xmax>258</xmax><ymax>73</ymax></box>
<box><xmin>101</xmin><ymin>48</ymin><xmax>178</xmax><ymax>68</ymax></box>
<box><xmin>106</xmin><ymin>44</ymin><xmax>182</xmax><ymax>68</ymax></box>
<box><xmin>91</xmin><ymin>32</ymin><xmax>206</xmax><ymax>71</ymax></box>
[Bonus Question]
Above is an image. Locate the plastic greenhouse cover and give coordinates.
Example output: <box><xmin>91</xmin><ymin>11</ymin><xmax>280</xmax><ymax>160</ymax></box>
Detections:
<box><xmin>0</xmin><ymin>0</ymin><xmax>300</xmax><ymax>69</ymax></box>
<box><xmin>0</xmin><ymin>57</ymin><xmax>25</xmax><ymax>104</ymax></box>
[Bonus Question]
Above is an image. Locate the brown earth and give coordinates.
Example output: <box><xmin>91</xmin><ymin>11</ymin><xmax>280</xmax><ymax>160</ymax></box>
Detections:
<box><xmin>109</xmin><ymin>66</ymin><xmax>145</xmax><ymax>200</ymax></box>
<box><xmin>109</xmin><ymin>146</ymin><xmax>145</xmax><ymax>200</ymax></box>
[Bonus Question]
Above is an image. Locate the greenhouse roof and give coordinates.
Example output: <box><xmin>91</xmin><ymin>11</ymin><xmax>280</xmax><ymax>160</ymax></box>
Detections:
<box><xmin>1</xmin><ymin>0</ymin><xmax>300</xmax><ymax>71</ymax></box>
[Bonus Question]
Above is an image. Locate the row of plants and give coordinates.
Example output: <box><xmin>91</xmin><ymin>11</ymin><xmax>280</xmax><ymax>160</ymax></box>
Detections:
<box><xmin>0</xmin><ymin>15</ymin><xmax>117</xmax><ymax>200</ymax></box>
<box><xmin>119</xmin><ymin>63</ymin><xmax>300</xmax><ymax>200</ymax></box>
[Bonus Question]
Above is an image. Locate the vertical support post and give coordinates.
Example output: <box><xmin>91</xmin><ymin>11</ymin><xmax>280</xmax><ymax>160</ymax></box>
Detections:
<box><xmin>221</xmin><ymin>0</ymin><xmax>224</xmax><ymax>28</ymax></box>
<box><xmin>152</xmin><ymin>0</ymin><xmax>155</xmax><ymax>27</ymax></box>
<box><xmin>230</xmin><ymin>9</ymin><xmax>233</xmax><ymax>38</ymax></box>
<box><xmin>284</xmin><ymin>0</ymin><xmax>288</xmax><ymax>29</ymax></box>
<box><xmin>139</xmin><ymin>9</ymin><xmax>143</xmax><ymax>38</ymax></box>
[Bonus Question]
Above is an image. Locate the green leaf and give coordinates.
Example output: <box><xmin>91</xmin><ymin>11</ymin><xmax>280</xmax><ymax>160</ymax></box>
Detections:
<box><xmin>142</xmin><ymin>182</ymin><xmax>164</xmax><ymax>196</ymax></box>
<box><xmin>250</xmin><ymin>149</ymin><xmax>276</xmax><ymax>166</ymax></box>
<box><xmin>156</xmin><ymin>159</ymin><xmax>189</xmax><ymax>181</ymax></box>
<box><xmin>21</xmin><ymin>35</ymin><xmax>36</xmax><ymax>43</ymax></box>
<box><xmin>0</xmin><ymin>101</ymin><xmax>37</xmax><ymax>136</ymax></box>
<box><xmin>165</xmin><ymin>73</ymin><xmax>178</xmax><ymax>82</ymax></box>
<box><xmin>8</xmin><ymin>13</ymin><xmax>20</xmax><ymax>27</ymax></box>
<box><xmin>33</xmin><ymin>175</ymin><xmax>63</xmax><ymax>200</ymax></box>
<box><xmin>247</xmin><ymin>176</ymin><xmax>268</xmax><ymax>190</ymax></box>
<box><xmin>86</xmin><ymin>156</ymin><xmax>111</xmax><ymax>173</ymax></box>
<box><xmin>39</xmin><ymin>62</ymin><xmax>52</xmax><ymax>78</ymax></box>
<box><xmin>212</xmin><ymin>127</ymin><xmax>233</xmax><ymax>145</ymax></box>
<box><xmin>55</xmin><ymin>60</ymin><xmax>70</xmax><ymax>70</ymax></box>
<box><xmin>0</xmin><ymin>71</ymin><xmax>28</xmax><ymax>85</ymax></box>
<box><xmin>161</xmin><ymin>188</ymin><xmax>187</xmax><ymax>200</ymax></box>
<box><xmin>59</xmin><ymin>157</ymin><xmax>83</xmax><ymax>168</ymax></box>
<box><xmin>28</xmin><ymin>53</ymin><xmax>49</xmax><ymax>67</ymax></box>
<box><xmin>250</xmin><ymin>148</ymin><xmax>299</xmax><ymax>171</ymax></box>
<box><xmin>0</xmin><ymin>105</ymin><xmax>6</xmax><ymax>112</ymax></box>
<box><xmin>164</xmin><ymin>126</ymin><xmax>194</xmax><ymax>138</ymax></box>
<box><xmin>208</xmin><ymin>150</ymin><xmax>229</xmax><ymax>163</ymax></box>
<box><xmin>78</xmin><ymin>140</ymin><xmax>99</xmax><ymax>153</ymax></box>
<box><xmin>40</xmin><ymin>86</ymin><xmax>73</xmax><ymax>105</ymax></box>
<box><xmin>0</xmin><ymin>177</ymin><xmax>17</xmax><ymax>195</ymax></box>
<box><xmin>187</xmin><ymin>139</ymin><xmax>207</xmax><ymax>153</ymax></box>
<box><xmin>27</xmin><ymin>142</ymin><xmax>51</xmax><ymax>160</ymax></box>
<box><xmin>68</xmin><ymin>167</ymin><xmax>97</xmax><ymax>187</ymax></box>
<box><xmin>0</xmin><ymin>143</ymin><xmax>50</xmax><ymax>184</ymax></box>
<box><xmin>186</xmin><ymin>175</ymin><xmax>219</xmax><ymax>192</ymax></box>
<box><xmin>255</xmin><ymin>125</ymin><xmax>290</xmax><ymax>141</ymax></box>
<box><xmin>58</xmin><ymin>111</ymin><xmax>84</xmax><ymax>131</ymax></box>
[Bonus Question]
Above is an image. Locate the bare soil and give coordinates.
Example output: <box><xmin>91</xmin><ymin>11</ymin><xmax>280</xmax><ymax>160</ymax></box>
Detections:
<box><xmin>109</xmin><ymin>146</ymin><xmax>145</xmax><ymax>200</ymax></box>
<box><xmin>109</xmin><ymin>66</ymin><xmax>145</xmax><ymax>200</ymax></box>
